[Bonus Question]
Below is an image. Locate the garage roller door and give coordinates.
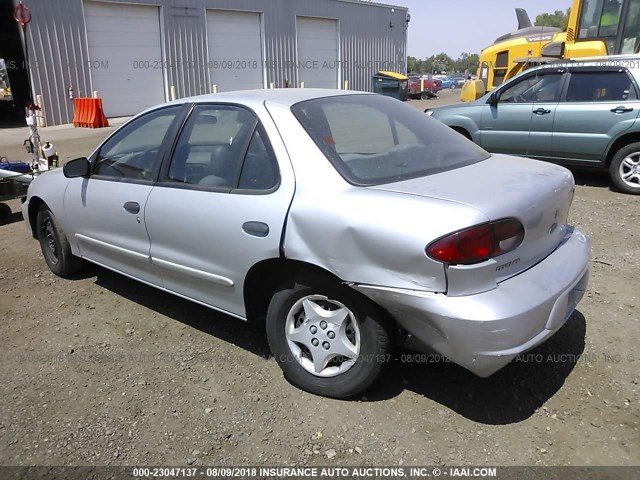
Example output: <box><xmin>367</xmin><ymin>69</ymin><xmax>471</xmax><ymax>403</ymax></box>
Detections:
<box><xmin>84</xmin><ymin>2</ymin><xmax>165</xmax><ymax>117</ymax></box>
<box><xmin>207</xmin><ymin>10</ymin><xmax>264</xmax><ymax>92</ymax></box>
<box><xmin>297</xmin><ymin>17</ymin><xmax>339</xmax><ymax>89</ymax></box>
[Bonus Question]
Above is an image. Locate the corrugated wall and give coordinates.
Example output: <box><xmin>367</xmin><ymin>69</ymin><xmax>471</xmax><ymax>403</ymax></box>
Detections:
<box><xmin>18</xmin><ymin>0</ymin><xmax>407</xmax><ymax>125</ymax></box>
<box><xmin>17</xmin><ymin>0</ymin><xmax>93</xmax><ymax>126</ymax></box>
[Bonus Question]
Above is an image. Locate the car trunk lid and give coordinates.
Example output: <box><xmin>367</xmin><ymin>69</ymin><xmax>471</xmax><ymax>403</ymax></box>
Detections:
<box><xmin>369</xmin><ymin>154</ymin><xmax>575</xmax><ymax>284</ymax></box>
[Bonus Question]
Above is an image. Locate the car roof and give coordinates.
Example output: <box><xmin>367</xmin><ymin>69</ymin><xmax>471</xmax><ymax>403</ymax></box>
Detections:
<box><xmin>168</xmin><ymin>88</ymin><xmax>373</xmax><ymax>109</ymax></box>
<box><xmin>497</xmin><ymin>54</ymin><xmax>640</xmax><ymax>88</ymax></box>
<box><xmin>534</xmin><ymin>54</ymin><xmax>640</xmax><ymax>71</ymax></box>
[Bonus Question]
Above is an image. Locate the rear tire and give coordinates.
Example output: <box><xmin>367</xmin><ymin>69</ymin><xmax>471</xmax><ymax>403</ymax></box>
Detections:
<box><xmin>609</xmin><ymin>142</ymin><xmax>640</xmax><ymax>194</ymax></box>
<box><xmin>266</xmin><ymin>279</ymin><xmax>392</xmax><ymax>398</ymax></box>
<box><xmin>36</xmin><ymin>205</ymin><xmax>84</xmax><ymax>278</ymax></box>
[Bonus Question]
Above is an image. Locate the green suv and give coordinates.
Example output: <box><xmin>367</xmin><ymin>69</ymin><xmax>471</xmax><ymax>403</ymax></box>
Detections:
<box><xmin>427</xmin><ymin>56</ymin><xmax>640</xmax><ymax>194</ymax></box>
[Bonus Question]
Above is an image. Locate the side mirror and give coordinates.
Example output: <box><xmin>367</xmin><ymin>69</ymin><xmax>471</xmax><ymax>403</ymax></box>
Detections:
<box><xmin>488</xmin><ymin>91</ymin><xmax>500</xmax><ymax>106</ymax></box>
<box><xmin>63</xmin><ymin>157</ymin><xmax>90</xmax><ymax>178</ymax></box>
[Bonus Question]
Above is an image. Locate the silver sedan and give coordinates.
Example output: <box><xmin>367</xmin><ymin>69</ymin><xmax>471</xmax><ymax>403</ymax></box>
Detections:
<box><xmin>22</xmin><ymin>89</ymin><xmax>590</xmax><ymax>398</ymax></box>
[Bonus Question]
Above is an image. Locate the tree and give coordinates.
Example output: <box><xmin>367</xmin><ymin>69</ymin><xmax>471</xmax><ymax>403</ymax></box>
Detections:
<box><xmin>406</xmin><ymin>52</ymin><xmax>478</xmax><ymax>75</ymax></box>
<box><xmin>535</xmin><ymin>8</ymin><xmax>571</xmax><ymax>30</ymax></box>
<box><xmin>430</xmin><ymin>53</ymin><xmax>453</xmax><ymax>74</ymax></box>
<box><xmin>454</xmin><ymin>52</ymin><xmax>479</xmax><ymax>74</ymax></box>
<box><xmin>407</xmin><ymin>56</ymin><xmax>419</xmax><ymax>74</ymax></box>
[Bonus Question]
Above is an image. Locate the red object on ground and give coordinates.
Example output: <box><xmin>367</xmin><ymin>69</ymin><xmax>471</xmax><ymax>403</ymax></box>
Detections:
<box><xmin>72</xmin><ymin>98</ymin><xmax>109</xmax><ymax>128</ymax></box>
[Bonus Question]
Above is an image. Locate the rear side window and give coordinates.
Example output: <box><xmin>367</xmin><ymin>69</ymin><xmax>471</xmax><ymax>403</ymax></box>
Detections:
<box><xmin>291</xmin><ymin>94</ymin><xmax>489</xmax><ymax>186</ymax></box>
<box><xmin>565</xmin><ymin>70</ymin><xmax>638</xmax><ymax>102</ymax></box>
<box><xmin>166</xmin><ymin>104</ymin><xmax>279</xmax><ymax>192</ymax></box>
<box><xmin>238</xmin><ymin>129</ymin><xmax>279</xmax><ymax>190</ymax></box>
<box><xmin>167</xmin><ymin>106</ymin><xmax>256</xmax><ymax>189</ymax></box>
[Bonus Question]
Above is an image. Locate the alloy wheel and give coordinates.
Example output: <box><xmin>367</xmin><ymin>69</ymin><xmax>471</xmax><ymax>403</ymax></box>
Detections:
<box><xmin>619</xmin><ymin>152</ymin><xmax>640</xmax><ymax>190</ymax></box>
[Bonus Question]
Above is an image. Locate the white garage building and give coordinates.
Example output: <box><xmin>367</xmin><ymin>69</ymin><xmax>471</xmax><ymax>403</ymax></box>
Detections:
<box><xmin>18</xmin><ymin>0</ymin><xmax>408</xmax><ymax>125</ymax></box>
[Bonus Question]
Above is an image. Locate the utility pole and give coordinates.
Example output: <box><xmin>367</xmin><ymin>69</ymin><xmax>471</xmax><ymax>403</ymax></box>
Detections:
<box><xmin>13</xmin><ymin>1</ymin><xmax>41</xmax><ymax>169</ymax></box>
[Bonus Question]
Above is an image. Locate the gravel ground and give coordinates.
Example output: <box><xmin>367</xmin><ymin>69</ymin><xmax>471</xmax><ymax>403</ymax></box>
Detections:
<box><xmin>0</xmin><ymin>89</ymin><xmax>638</xmax><ymax>468</ymax></box>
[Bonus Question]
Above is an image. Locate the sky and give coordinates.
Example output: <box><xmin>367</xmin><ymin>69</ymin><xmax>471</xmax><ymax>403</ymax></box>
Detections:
<box><xmin>401</xmin><ymin>0</ymin><xmax>573</xmax><ymax>59</ymax></box>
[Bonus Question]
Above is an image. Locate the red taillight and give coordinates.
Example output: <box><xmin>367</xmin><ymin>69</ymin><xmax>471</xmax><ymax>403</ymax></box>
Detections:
<box><xmin>426</xmin><ymin>218</ymin><xmax>524</xmax><ymax>265</ymax></box>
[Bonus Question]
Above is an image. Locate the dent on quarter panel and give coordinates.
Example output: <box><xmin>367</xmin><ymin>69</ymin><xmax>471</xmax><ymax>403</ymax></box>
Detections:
<box><xmin>283</xmin><ymin>188</ymin><xmax>487</xmax><ymax>293</ymax></box>
<box><xmin>287</xmin><ymin>214</ymin><xmax>442</xmax><ymax>290</ymax></box>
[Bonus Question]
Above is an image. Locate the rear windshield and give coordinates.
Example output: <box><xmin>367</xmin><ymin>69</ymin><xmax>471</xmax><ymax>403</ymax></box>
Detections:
<box><xmin>291</xmin><ymin>94</ymin><xmax>490</xmax><ymax>186</ymax></box>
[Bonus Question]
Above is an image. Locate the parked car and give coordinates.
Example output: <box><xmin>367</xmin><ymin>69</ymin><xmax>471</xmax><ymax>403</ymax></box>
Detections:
<box><xmin>440</xmin><ymin>77</ymin><xmax>458</xmax><ymax>89</ymax></box>
<box><xmin>449</xmin><ymin>74</ymin><xmax>469</xmax><ymax>87</ymax></box>
<box><xmin>427</xmin><ymin>56</ymin><xmax>640</xmax><ymax>194</ymax></box>
<box><xmin>23</xmin><ymin>89</ymin><xmax>590</xmax><ymax>398</ymax></box>
<box><xmin>408</xmin><ymin>76</ymin><xmax>438</xmax><ymax>99</ymax></box>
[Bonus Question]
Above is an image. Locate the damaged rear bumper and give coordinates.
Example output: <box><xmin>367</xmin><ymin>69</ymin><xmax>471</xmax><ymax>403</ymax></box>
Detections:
<box><xmin>351</xmin><ymin>227</ymin><xmax>590</xmax><ymax>377</ymax></box>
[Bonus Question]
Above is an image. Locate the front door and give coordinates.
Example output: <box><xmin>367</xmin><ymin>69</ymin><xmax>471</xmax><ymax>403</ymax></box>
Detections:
<box><xmin>64</xmin><ymin>105</ymin><xmax>183</xmax><ymax>284</ymax></box>
<box><xmin>480</xmin><ymin>71</ymin><xmax>564</xmax><ymax>158</ymax></box>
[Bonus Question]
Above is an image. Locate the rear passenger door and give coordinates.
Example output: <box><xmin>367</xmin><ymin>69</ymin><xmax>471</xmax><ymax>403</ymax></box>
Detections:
<box><xmin>551</xmin><ymin>68</ymin><xmax>640</xmax><ymax>164</ymax></box>
<box><xmin>144</xmin><ymin>104</ymin><xmax>295</xmax><ymax>318</ymax></box>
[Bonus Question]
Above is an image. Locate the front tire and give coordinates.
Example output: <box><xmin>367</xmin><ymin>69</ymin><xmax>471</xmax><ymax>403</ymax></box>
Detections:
<box><xmin>36</xmin><ymin>205</ymin><xmax>84</xmax><ymax>278</ymax></box>
<box><xmin>609</xmin><ymin>143</ymin><xmax>640</xmax><ymax>195</ymax></box>
<box><xmin>266</xmin><ymin>280</ymin><xmax>392</xmax><ymax>398</ymax></box>
<box><xmin>0</xmin><ymin>203</ymin><xmax>11</xmax><ymax>220</ymax></box>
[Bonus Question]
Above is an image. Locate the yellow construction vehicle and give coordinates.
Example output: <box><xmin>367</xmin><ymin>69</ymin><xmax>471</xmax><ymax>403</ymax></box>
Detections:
<box><xmin>464</xmin><ymin>0</ymin><xmax>640</xmax><ymax>100</ymax></box>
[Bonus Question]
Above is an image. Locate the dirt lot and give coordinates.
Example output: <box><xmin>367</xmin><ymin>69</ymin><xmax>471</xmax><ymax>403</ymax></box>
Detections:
<box><xmin>0</xmin><ymin>90</ymin><xmax>638</xmax><ymax>468</ymax></box>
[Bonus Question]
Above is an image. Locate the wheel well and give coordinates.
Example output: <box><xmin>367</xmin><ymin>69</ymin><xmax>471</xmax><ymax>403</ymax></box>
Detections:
<box><xmin>450</xmin><ymin>126</ymin><xmax>472</xmax><ymax>140</ymax></box>
<box><xmin>27</xmin><ymin>196</ymin><xmax>45</xmax><ymax>239</ymax></box>
<box><xmin>605</xmin><ymin>133</ymin><xmax>640</xmax><ymax>167</ymax></box>
<box><xmin>243</xmin><ymin>259</ymin><xmax>345</xmax><ymax>325</ymax></box>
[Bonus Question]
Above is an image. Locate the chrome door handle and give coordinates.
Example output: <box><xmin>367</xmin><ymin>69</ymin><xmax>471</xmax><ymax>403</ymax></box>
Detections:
<box><xmin>123</xmin><ymin>201</ymin><xmax>140</xmax><ymax>214</ymax></box>
<box><xmin>610</xmin><ymin>106</ymin><xmax>634</xmax><ymax>113</ymax></box>
<box><xmin>533</xmin><ymin>108</ymin><xmax>551</xmax><ymax>115</ymax></box>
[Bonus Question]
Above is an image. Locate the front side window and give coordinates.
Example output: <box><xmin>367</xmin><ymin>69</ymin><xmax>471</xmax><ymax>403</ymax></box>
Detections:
<box><xmin>499</xmin><ymin>73</ymin><xmax>564</xmax><ymax>103</ymax></box>
<box><xmin>94</xmin><ymin>106</ymin><xmax>182</xmax><ymax>180</ymax></box>
<box><xmin>565</xmin><ymin>70</ymin><xmax>637</xmax><ymax>102</ymax></box>
<box><xmin>167</xmin><ymin>105</ymin><xmax>278</xmax><ymax>191</ymax></box>
<box><xmin>291</xmin><ymin>94</ymin><xmax>490</xmax><ymax>186</ymax></box>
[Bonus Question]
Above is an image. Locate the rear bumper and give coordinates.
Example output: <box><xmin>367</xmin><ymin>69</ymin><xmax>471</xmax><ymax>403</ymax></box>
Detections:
<box><xmin>352</xmin><ymin>227</ymin><xmax>590</xmax><ymax>377</ymax></box>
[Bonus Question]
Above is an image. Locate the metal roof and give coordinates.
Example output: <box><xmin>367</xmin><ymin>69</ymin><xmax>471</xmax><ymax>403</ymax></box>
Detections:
<box><xmin>335</xmin><ymin>0</ymin><xmax>408</xmax><ymax>11</ymax></box>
